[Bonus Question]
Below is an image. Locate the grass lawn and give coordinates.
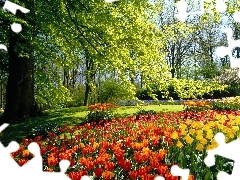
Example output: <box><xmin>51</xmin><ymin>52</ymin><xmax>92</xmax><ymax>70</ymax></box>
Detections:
<box><xmin>0</xmin><ymin>104</ymin><xmax>183</xmax><ymax>146</ymax></box>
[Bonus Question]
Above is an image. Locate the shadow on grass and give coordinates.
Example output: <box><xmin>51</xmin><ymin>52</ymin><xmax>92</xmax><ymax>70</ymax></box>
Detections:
<box><xmin>0</xmin><ymin>107</ymin><xmax>89</xmax><ymax>146</ymax></box>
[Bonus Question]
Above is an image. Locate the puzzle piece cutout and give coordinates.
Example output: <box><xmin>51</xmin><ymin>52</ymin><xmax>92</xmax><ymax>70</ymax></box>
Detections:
<box><xmin>0</xmin><ymin>0</ymin><xmax>30</xmax><ymax>52</ymax></box>
<box><xmin>175</xmin><ymin>0</ymin><xmax>240</xmax><ymax>77</ymax></box>
<box><xmin>215</xmin><ymin>28</ymin><xmax>240</xmax><ymax>77</ymax></box>
<box><xmin>175</xmin><ymin>0</ymin><xmax>227</xmax><ymax>22</ymax></box>
<box><xmin>0</xmin><ymin>1</ymin><xmax>72</xmax><ymax>179</ymax></box>
<box><xmin>0</xmin><ymin>141</ymin><xmax>21</xmax><ymax>175</ymax></box>
<box><xmin>80</xmin><ymin>175</ymin><xmax>92</xmax><ymax>180</ymax></box>
<box><xmin>0</xmin><ymin>140</ymin><xmax>71</xmax><ymax>179</ymax></box>
<box><xmin>233</xmin><ymin>11</ymin><xmax>240</xmax><ymax>23</ymax></box>
<box><xmin>204</xmin><ymin>132</ymin><xmax>240</xmax><ymax>179</ymax></box>
<box><xmin>154</xmin><ymin>165</ymin><xmax>190</xmax><ymax>180</ymax></box>
<box><xmin>3</xmin><ymin>0</ymin><xmax>30</xmax><ymax>33</ymax></box>
<box><xmin>0</xmin><ymin>44</ymin><xmax>7</xmax><ymax>51</ymax></box>
<box><xmin>0</xmin><ymin>123</ymin><xmax>9</xmax><ymax>132</ymax></box>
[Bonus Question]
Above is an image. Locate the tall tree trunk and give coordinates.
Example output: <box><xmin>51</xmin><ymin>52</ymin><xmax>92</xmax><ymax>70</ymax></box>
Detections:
<box><xmin>0</xmin><ymin>8</ymin><xmax>42</xmax><ymax>124</ymax></box>
<box><xmin>84</xmin><ymin>82</ymin><xmax>90</xmax><ymax>106</ymax></box>
<box><xmin>83</xmin><ymin>50</ymin><xmax>95</xmax><ymax>106</ymax></box>
<box><xmin>171</xmin><ymin>68</ymin><xmax>175</xmax><ymax>78</ymax></box>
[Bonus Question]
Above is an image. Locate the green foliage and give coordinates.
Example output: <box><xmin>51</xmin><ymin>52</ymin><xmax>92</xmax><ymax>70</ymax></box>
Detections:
<box><xmin>134</xmin><ymin>109</ymin><xmax>157</xmax><ymax>120</ymax></box>
<box><xmin>66</xmin><ymin>85</ymin><xmax>86</xmax><ymax>107</ymax></box>
<box><xmin>134</xmin><ymin>104</ymin><xmax>157</xmax><ymax>120</ymax></box>
<box><xmin>34</xmin><ymin>68</ymin><xmax>72</xmax><ymax>110</ymax></box>
<box><xmin>136</xmin><ymin>79</ymin><xmax>227</xmax><ymax>100</ymax></box>
<box><xmin>38</xmin><ymin>0</ymin><xmax>172</xmax><ymax>103</ymax></box>
<box><xmin>170</xmin><ymin>78</ymin><xmax>227</xmax><ymax>99</ymax></box>
<box><xmin>98</xmin><ymin>78</ymin><xmax>134</xmax><ymax>103</ymax></box>
<box><xmin>27</xmin><ymin>122</ymin><xmax>60</xmax><ymax>139</ymax></box>
<box><xmin>85</xmin><ymin>103</ymin><xmax>119</xmax><ymax>126</ymax></box>
<box><xmin>1</xmin><ymin>0</ymin><xmax>232</xmax><ymax>111</ymax></box>
<box><xmin>211</xmin><ymin>102</ymin><xmax>240</xmax><ymax>111</ymax></box>
<box><xmin>184</xmin><ymin>106</ymin><xmax>209</xmax><ymax>112</ymax></box>
<box><xmin>85</xmin><ymin>110</ymin><xmax>113</xmax><ymax>126</ymax></box>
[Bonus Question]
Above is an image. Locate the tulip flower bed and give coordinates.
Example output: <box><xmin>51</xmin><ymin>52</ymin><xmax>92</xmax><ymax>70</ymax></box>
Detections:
<box><xmin>184</xmin><ymin>97</ymin><xmax>240</xmax><ymax>111</ymax></box>
<box><xmin>10</xmin><ymin>109</ymin><xmax>240</xmax><ymax>180</ymax></box>
<box><xmin>85</xmin><ymin>103</ymin><xmax>119</xmax><ymax>126</ymax></box>
<box><xmin>184</xmin><ymin>100</ymin><xmax>211</xmax><ymax>112</ymax></box>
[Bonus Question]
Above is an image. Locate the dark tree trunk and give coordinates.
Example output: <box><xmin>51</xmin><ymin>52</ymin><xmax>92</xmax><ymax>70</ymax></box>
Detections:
<box><xmin>83</xmin><ymin>50</ymin><xmax>96</xmax><ymax>106</ymax></box>
<box><xmin>140</xmin><ymin>74</ymin><xmax>143</xmax><ymax>88</ymax></box>
<box><xmin>84</xmin><ymin>82</ymin><xmax>90</xmax><ymax>106</ymax></box>
<box><xmin>0</xmin><ymin>9</ymin><xmax>42</xmax><ymax>124</ymax></box>
<box><xmin>171</xmin><ymin>68</ymin><xmax>175</xmax><ymax>78</ymax></box>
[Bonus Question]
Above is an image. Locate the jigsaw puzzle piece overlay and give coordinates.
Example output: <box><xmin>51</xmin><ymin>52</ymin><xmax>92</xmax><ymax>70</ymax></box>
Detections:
<box><xmin>105</xmin><ymin>0</ymin><xmax>119</xmax><ymax>2</ymax></box>
<box><xmin>215</xmin><ymin>28</ymin><xmax>240</xmax><ymax>77</ymax></box>
<box><xmin>20</xmin><ymin>142</ymin><xmax>43</xmax><ymax>173</ymax></box>
<box><xmin>3</xmin><ymin>0</ymin><xmax>29</xmax><ymax>15</ymax></box>
<box><xmin>38</xmin><ymin>160</ymin><xmax>71</xmax><ymax>180</ymax></box>
<box><xmin>175</xmin><ymin>0</ymin><xmax>240</xmax><ymax>77</ymax></box>
<box><xmin>204</xmin><ymin>132</ymin><xmax>240</xmax><ymax>179</ymax></box>
<box><xmin>0</xmin><ymin>0</ymin><xmax>30</xmax><ymax>52</ymax></box>
<box><xmin>0</xmin><ymin>141</ymin><xmax>21</xmax><ymax>178</ymax></box>
<box><xmin>233</xmin><ymin>11</ymin><xmax>240</xmax><ymax>23</ymax></box>
<box><xmin>175</xmin><ymin>0</ymin><xmax>227</xmax><ymax>22</ymax></box>
<box><xmin>154</xmin><ymin>165</ymin><xmax>191</xmax><ymax>180</ymax></box>
<box><xmin>20</xmin><ymin>142</ymin><xmax>71</xmax><ymax>179</ymax></box>
<box><xmin>3</xmin><ymin>0</ymin><xmax>30</xmax><ymax>33</ymax></box>
<box><xmin>81</xmin><ymin>175</ymin><xmax>92</xmax><ymax>180</ymax></box>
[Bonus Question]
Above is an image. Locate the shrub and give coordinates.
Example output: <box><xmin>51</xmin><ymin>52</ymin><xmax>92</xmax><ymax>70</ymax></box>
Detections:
<box><xmin>135</xmin><ymin>88</ymin><xmax>152</xmax><ymax>100</ymax></box>
<box><xmin>184</xmin><ymin>98</ymin><xmax>240</xmax><ymax>111</ymax></box>
<box><xmin>98</xmin><ymin>79</ymin><xmax>134</xmax><ymax>103</ymax></box>
<box><xmin>85</xmin><ymin>103</ymin><xmax>119</xmax><ymax>126</ymax></box>
<box><xmin>134</xmin><ymin>106</ymin><xmax>157</xmax><ymax>120</ymax></box>
<box><xmin>184</xmin><ymin>100</ymin><xmax>211</xmax><ymax>112</ymax></box>
<box><xmin>211</xmin><ymin>102</ymin><xmax>240</xmax><ymax>111</ymax></box>
<box><xmin>65</xmin><ymin>85</ymin><xmax>86</xmax><ymax>107</ymax></box>
<box><xmin>27</xmin><ymin>122</ymin><xmax>60</xmax><ymax>139</ymax></box>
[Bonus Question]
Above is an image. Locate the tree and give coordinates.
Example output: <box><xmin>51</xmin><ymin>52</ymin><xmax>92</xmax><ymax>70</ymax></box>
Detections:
<box><xmin>0</xmin><ymin>0</ymin><xmax>43</xmax><ymax>124</ymax></box>
<box><xmin>40</xmin><ymin>0</ymin><xmax>170</xmax><ymax>105</ymax></box>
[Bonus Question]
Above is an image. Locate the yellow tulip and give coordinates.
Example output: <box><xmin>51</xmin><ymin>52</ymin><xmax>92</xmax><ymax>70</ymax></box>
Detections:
<box><xmin>185</xmin><ymin>119</ymin><xmax>192</xmax><ymax>125</ymax></box>
<box><xmin>171</xmin><ymin>131</ymin><xmax>179</xmax><ymax>139</ymax></box>
<box><xmin>189</xmin><ymin>129</ymin><xmax>195</xmax><ymax>135</ymax></box>
<box><xmin>231</xmin><ymin>126</ymin><xmax>239</xmax><ymax>133</ymax></box>
<box><xmin>222</xmin><ymin>126</ymin><xmax>229</xmax><ymax>133</ymax></box>
<box><xmin>196</xmin><ymin>135</ymin><xmax>203</xmax><ymax>141</ymax></box>
<box><xmin>203</xmin><ymin>126</ymin><xmax>210</xmax><ymax>132</ymax></box>
<box><xmin>185</xmin><ymin>135</ymin><xmax>194</xmax><ymax>144</ymax></box>
<box><xmin>180</xmin><ymin>123</ymin><xmax>187</xmax><ymax>130</ymax></box>
<box><xmin>200</xmin><ymin>138</ymin><xmax>208</xmax><ymax>145</ymax></box>
<box><xmin>181</xmin><ymin>130</ymin><xmax>188</xmax><ymax>136</ymax></box>
<box><xmin>211</xmin><ymin>139</ymin><xmax>219</xmax><ymax>148</ymax></box>
<box><xmin>176</xmin><ymin>141</ymin><xmax>183</xmax><ymax>148</ymax></box>
<box><xmin>227</xmin><ymin>131</ymin><xmax>235</xmax><ymax>139</ymax></box>
<box><xmin>191</xmin><ymin>122</ymin><xmax>198</xmax><ymax>128</ymax></box>
<box><xmin>235</xmin><ymin>117</ymin><xmax>240</xmax><ymax>124</ymax></box>
<box><xmin>196</xmin><ymin>143</ymin><xmax>204</xmax><ymax>151</ymax></box>
<box><xmin>196</xmin><ymin>130</ymin><xmax>203</xmax><ymax>136</ymax></box>
<box><xmin>228</xmin><ymin>114</ymin><xmax>234</xmax><ymax>121</ymax></box>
